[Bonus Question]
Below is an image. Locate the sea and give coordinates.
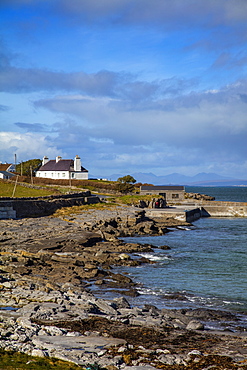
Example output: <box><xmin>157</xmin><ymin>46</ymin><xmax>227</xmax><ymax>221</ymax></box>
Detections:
<box><xmin>106</xmin><ymin>186</ymin><xmax>247</xmax><ymax>329</ymax></box>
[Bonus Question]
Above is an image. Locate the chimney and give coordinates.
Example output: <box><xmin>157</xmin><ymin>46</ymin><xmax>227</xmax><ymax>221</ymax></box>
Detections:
<box><xmin>74</xmin><ymin>155</ymin><xmax>81</xmax><ymax>171</ymax></box>
<box><xmin>56</xmin><ymin>156</ymin><xmax>62</xmax><ymax>163</ymax></box>
<box><xmin>42</xmin><ymin>156</ymin><xmax>49</xmax><ymax>166</ymax></box>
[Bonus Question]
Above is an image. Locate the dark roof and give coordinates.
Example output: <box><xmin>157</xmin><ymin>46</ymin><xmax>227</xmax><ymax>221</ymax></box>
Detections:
<box><xmin>38</xmin><ymin>160</ymin><xmax>88</xmax><ymax>172</ymax></box>
<box><xmin>140</xmin><ymin>185</ymin><xmax>184</xmax><ymax>191</ymax></box>
<box><xmin>39</xmin><ymin>160</ymin><xmax>73</xmax><ymax>171</ymax></box>
<box><xmin>0</xmin><ymin>164</ymin><xmax>11</xmax><ymax>171</ymax></box>
<box><xmin>0</xmin><ymin>170</ymin><xmax>16</xmax><ymax>178</ymax></box>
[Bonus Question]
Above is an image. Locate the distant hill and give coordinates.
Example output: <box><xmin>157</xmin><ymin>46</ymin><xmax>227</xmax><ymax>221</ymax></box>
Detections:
<box><xmin>105</xmin><ymin>172</ymin><xmax>247</xmax><ymax>186</ymax></box>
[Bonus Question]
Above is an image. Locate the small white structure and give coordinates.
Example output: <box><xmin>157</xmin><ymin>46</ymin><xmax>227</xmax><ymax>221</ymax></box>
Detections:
<box><xmin>36</xmin><ymin>155</ymin><xmax>88</xmax><ymax>180</ymax></box>
<box><xmin>0</xmin><ymin>163</ymin><xmax>16</xmax><ymax>179</ymax></box>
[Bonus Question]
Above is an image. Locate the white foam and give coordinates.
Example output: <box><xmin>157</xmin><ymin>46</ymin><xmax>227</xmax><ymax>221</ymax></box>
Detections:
<box><xmin>137</xmin><ymin>287</ymin><xmax>160</xmax><ymax>296</ymax></box>
<box><xmin>222</xmin><ymin>300</ymin><xmax>243</xmax><ymax>306</ymax></box>
<box><xmin>137</xmin><ymin>253</ymin><xmax>170</xmax><ymax>261</ymax></box>
<box><xmin>177</xmin><ymin>226</ymin><xmax>192</xmax><ymax>231</ymax></box>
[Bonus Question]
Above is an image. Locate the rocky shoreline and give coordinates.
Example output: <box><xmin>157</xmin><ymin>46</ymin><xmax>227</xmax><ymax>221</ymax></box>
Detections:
<box><xmin>1</xmin><ymin>205</ymin><xmax>247</xmax><ymax>369</ymax></box>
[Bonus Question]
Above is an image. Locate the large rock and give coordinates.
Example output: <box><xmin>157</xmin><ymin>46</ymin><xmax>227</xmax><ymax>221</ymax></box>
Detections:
<box><xmin>186</xmin><ymin>320</ymin><xmax>204</xmax><ymax>330</ymax></box>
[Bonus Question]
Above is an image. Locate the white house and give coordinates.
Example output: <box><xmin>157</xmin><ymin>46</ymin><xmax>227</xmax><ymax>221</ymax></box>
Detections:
<box><xmin>0</xmin><ymin>163</ymin><xmax>16</xmax><ymax>180</ymax></box>
<box><xmin>36</xmin><ymin>155</ymin><xmax>88</xmax><ymax>180</ymax></box>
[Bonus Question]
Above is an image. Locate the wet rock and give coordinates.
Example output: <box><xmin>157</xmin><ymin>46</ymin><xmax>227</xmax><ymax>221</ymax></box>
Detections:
<box><xmin>142</xmin><ymin>304</ymin><xmax>160</xmax><ymax>316</ymax></box>
<box><xmin>119</xmin><ymin>253</ymin><xmax>130</xmax><ymax>260</ymax></box>
<box><xmin>112</xmin><ymin>297</ymin><xmax>131</xmax><ymax>310</ymax></box>
<box><xmin>95</xmin><ymin>299</ymin><xmax>118</xmax><ymax>315</ymax></box>
<box><xmin>186</xmin><ymin>320</ymin><xmax>205</xmax><ymax>330</ymax></box>
<box><xmin>184</xmin><ymin>307</ymin><xmax>239</xmax><ymax>322</ymax></box>
<box><xmin>159</xmin><ymin>245</ymin><xmax>171</xmax><ymax>250</ymax></box>
<box><xmin>185</xmin><ymin>192</ymin><xmax>215</xmax><ymax>201</ymax></box>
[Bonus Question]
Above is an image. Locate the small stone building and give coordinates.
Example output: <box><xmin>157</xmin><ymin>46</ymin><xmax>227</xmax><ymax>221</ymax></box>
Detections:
<box><xmin>140</xmin><ymin>185</ymin><xmax>185</xmax><ymax>202</ymax></box>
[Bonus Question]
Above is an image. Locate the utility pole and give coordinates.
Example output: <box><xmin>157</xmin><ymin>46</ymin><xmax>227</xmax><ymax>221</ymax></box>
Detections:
<box><xmin>12</xmin><ymin>175</ymin><xmax>19</xmax><ymax>197</ymax></box>
<box><xmin>30</xmin><ymin>165</ymin><xmax>33</xmax><ymax>185</ymax></box>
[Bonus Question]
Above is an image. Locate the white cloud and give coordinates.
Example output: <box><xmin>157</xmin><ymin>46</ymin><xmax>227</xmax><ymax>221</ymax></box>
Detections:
<box><xmin>0</xmin><ymin>132</ymin><xmax>61</xmax><ymax>163</ymax></box>
<box><xmin>1</xmin><ymin>0</ymin><xmax>246</xmax><ymax>179</ymax></box>
<box><xmin>28</xmin><ymin>80</ymin><xmax>247</xmax><ymax>179</ymax></box>
<box><xmin>34</xmin><ymin>85</ymin><xmax>247</xmax><ymax>148</ymax></box>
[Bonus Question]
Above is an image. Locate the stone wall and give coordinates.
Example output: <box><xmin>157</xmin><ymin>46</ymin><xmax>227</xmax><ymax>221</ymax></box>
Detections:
<box><xmin>0</xmin><ymin>205</ymin><xmax>16</xmax><ymax>219</ymax></box>
<box><xmin>200</xmin><ymin>201</ymin><xmax>247</xmax><ymax>217</ymax></box>
<box><xmin>185</xmin><ymin>208</ymin><xmax>202</xmax><ymax>222</ymax></box>
<box><xmin>146</xmin><ymin>201</ymin><xmax>247</xmax><ymax>223</ymax></box>
<box><xmin>0</xmin><ymin>192</ymin><xmax>100</xmax><ymax>219</ymax></box>
<box><xmin>146</xmin><ymin>207</ymin><xmax>202</xmax><ymax>222</ymax></box>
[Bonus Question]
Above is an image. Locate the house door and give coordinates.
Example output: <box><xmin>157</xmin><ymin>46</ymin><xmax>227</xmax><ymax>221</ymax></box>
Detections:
<box><xmin>159</xmin><ymin>193</ymin><xmax>166</xmax><ymax>201</ymax></box>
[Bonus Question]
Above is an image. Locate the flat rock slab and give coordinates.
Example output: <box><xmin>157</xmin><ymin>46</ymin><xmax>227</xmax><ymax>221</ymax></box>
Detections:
<box><xmin>33</xmin><ymin>334</ymin><xmax>126</xmax><ymax>352</ymax></box>
<box><xmin>123</xmin><ymin>367</ymin><xmax>157</xmax><ymax>370</ymax></box>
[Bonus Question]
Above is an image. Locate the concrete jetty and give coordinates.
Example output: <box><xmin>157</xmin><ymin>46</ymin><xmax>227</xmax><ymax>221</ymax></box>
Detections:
<box><xmin>146</xmin><ymin>205</ymin><xmax>201</xmax><ymax>223</ymax></box>
<box><xmin>146</xmin><ymin>201</ymin><xmax>247</xmax><ymax>222</ymax></box>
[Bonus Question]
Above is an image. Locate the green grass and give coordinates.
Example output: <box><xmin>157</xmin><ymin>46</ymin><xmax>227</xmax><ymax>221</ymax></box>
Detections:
<box><xmin>0</xmin><ymin>181</ymin><xmax>60</xmax><ymax>198</ymax></box>
<box><xmin>0</xmin><ymin>349</ymin><xmax>85</xmax><ymax>369</ymax></box>
<box><xmin>107</xmin><ymin>194</ymin><xmax>154</xmax><ymax>206</ymax></box>
<box><xmin>52</xmin><ymin>202</ymin><xmax>119</xmax><ymax>218</ymax></box>
<box><xmin>0</xmin><ymin>180</ymin><xmax>151</xmax><ymax>204</ymax></box>
<box><xmin>77</xmin><ymin>185</ymin><xmax>98</xmax><ymax>192</ymax></box>
<box><xmin>52</xmin><ymin>194</ymin><xmax>156</xmax><ymax>218</ymax></box>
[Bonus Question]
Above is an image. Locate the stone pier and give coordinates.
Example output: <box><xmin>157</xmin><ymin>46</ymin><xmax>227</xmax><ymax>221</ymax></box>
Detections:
<box><xmin>200</xmin><ymin>201</ymin><xmax>247</xmax><ymax>217</ymax></box>
<box><xmin>146</xmin><ymin>206</ymin><xmax>201</xmax><ymax>223</ymax></box>
<box><xmin>146</xmin><ymin>201</ymin><xmax>247</xmax><ymax>222</ymax></box>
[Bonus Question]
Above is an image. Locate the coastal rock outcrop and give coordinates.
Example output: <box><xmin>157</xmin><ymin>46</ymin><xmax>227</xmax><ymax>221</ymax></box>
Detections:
<box><xmin>185</xmin><ymin>192</ymin><xmax>215</xmax><ymax>201</ymax></box>
<box><xmin>0</xmin><ymin>207</ymin><xmax>247</xmax><ymax>369</ymax></box>
<box><xmin>1</xmin><ymin>287</ymin><xmax>246</xmax><ymax>369</ymax></box>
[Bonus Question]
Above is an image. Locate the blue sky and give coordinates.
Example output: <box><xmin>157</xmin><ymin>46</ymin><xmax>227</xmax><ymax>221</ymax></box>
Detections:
<box><xmin>0</xmin><ymin>0</ymin><xmax>247</xmax><ymax>179</ymax></box>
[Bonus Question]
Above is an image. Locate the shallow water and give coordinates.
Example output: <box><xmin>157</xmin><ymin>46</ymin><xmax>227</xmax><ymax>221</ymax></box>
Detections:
<box><xmin>93</xmin><ymin>187</ymin><xmax>247</xmax><ymax>329</ymax></box>
<box><xmin>121</xmin><ymin>217</ymin><xmax>247</xmax><ymax>315</ymax></box>
<box><xmin>118</xmin><ymin>187</ymin><xmax>247</xmax><ymax>322</ymax></box>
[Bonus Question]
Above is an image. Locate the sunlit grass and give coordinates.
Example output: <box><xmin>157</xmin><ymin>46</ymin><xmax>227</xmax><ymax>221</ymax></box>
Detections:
<box><xmin>0</xmin><ymin>349</ymin><xmax>85</xmax><ymax>369</ymax></box>
<box><xmin>52</xmin><ymin>202</ymin><xmax>120</xmax><ymax>218</ymax></box>
<box><xmin>0</xmin><ymin>181</ymin><xmax>59</xmax><ymax>198</ymax></box>
<box><xmin>52</xmin><ymin>194</ymin><xmax>156</xmax><ymax>219</ymax></box>
<box><xmin>108</xmin><ymin>194</ymin><xmax>154</xmax><ymax>206</ymax></box>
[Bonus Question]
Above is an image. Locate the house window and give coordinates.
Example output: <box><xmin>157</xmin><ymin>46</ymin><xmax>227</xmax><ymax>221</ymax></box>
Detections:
<box><xmin>57</xmin><ymin>173</ymin><xmax>59</xmax><ymax>178</ymax></box>
<box><xmin>172</xmin><ymin>194</ymin><xmax>179</xmax><ymax>199</ymax></box>
<box><xmin>71</xmin><ymin>173</ymin><xmax>75</xmax><ymax>178</ymax></box>
<box><xmin>62</xmin><ymin>173</ymin><xmax>65</xmax><ymax>177</ymax></box>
